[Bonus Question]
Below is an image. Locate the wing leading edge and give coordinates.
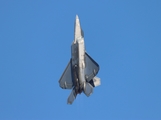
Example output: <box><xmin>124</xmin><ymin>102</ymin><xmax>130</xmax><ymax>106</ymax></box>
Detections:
<box><xmin>59</xmin><ymin>59</ymin><xmax>73</xmax><ymax>89</ymax></box>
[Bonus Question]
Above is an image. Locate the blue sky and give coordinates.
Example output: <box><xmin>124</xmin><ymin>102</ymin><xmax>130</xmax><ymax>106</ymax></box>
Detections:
<box><xmin>0</xmin><ymin>0</ymin><xmax>161</xmax><ymax>120</ymax></box>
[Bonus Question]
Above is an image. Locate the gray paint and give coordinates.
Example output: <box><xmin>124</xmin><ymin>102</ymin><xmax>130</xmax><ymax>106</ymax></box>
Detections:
<box><xmin>59</xmin><ymin>15</ymin><xmax>101</xmax><ymax>104</ymax></box>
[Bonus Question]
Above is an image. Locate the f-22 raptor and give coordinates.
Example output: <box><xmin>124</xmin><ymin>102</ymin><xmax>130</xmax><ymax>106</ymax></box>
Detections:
<box><xmin>59</xmin><ymin>15</ymin><xmax>101</xmax><ymax>104</ymax></box>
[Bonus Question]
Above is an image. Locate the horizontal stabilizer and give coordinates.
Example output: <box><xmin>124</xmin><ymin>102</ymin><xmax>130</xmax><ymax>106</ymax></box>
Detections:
<box><xmin>83</xmin><ymin>82</ymin><xmax>93</xmax><ymax>97</ymax></box>
<box><xmin>67</xmin><ymin>89</ymin><xmax>76</xmax><ymax>105</ymax></box>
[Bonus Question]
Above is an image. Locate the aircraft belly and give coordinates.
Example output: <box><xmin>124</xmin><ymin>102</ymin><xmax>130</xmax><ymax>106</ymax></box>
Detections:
<box><xmin>78</xmin><ymin>67</ymin><xmax>85</xmax><ymax>84</ymax></box>
<box><xmin>71</xmin><ymin>43</ymin><xmax>78</xmax><ymax>66</ymax></box>
<box><xmin>78</xmin><ymin>39</ymin><xmax>85</xmax><ymax>66</ymax></box>
<box><xmin>78</xmin><ymin>39</ymin><xmax>85</xmax><ymax>85</ymax></box>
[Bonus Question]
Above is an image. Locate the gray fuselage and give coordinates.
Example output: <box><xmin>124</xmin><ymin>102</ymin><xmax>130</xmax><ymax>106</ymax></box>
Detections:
<box><xmin>59</xmin><ymin>15</ymin><xmax>101</xmax><ymax>104</ymax></box>
<box><xmin>71</xmin><ymin>37</ymin><xmax>85</xmax><ymax>94</ymax></box>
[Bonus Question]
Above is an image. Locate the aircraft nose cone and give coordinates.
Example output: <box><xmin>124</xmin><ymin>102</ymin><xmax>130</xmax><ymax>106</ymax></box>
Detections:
<box><xmin>76</xmin><ymin>14</ymin><xmax>79</xmax><ymax>20</ymax></box>
<box><xmin>74</xmin><ymin>15</ymin><xmax>82</xmax><ymax>40</ymax></box>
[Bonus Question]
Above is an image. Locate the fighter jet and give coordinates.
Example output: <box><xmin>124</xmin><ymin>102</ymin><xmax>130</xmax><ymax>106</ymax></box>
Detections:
<box><xmin>59</xmin><ymin>15</ymin><xmax>101</xmax><ymax>104</ymax></box>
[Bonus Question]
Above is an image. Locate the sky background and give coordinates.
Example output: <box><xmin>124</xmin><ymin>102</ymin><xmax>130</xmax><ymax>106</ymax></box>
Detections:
<box><xmin>0</xmin><ymin>0</ymin><xmax>161</xmax><ymax>120</ymax></box>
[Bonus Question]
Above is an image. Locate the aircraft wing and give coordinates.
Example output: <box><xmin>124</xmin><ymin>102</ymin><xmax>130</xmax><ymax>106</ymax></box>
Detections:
<box><xmin>84</xmin><ymin>52</ymin><xmax>100</xmax><ymax>82</ymax></box>
<box><xmin>59</xmin><ymin>59</ymin><xmax>74</xmax><ymax>89</ymax></box>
